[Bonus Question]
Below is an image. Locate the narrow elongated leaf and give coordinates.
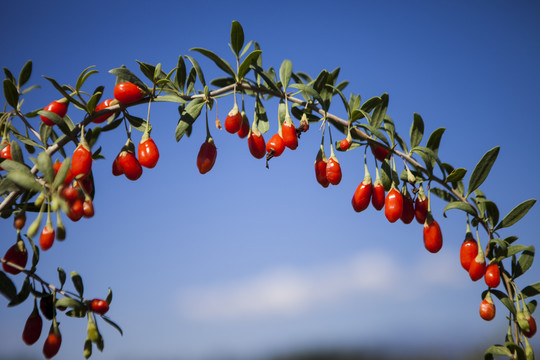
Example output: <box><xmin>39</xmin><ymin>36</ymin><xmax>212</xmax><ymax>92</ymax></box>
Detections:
<box><xmin>154</xmin><ymin>95</ymin><xmax>187</xmax><ymax>104</ymax></box>
<box><xmin>42</xmin><ymin>76</ymin><xmax>86</xmax><ymax>109</ymax></box>
<box><xmin>58</xmin><ymin>267</ymin><xmax>66</xmax><ymax>288</ymax></box>
<box><xmin>467</xmin><ymin>146</ymin><xmax>500</xmax><ymax>197</ymax></box>
<box><xmin>289</xmin><ymin>83</ymin><xmax>322</xmax><ymax>104</ymax></box>
<box><xmin>75</xmin><ymin>66</ymin><xmax>98</xmax><ymax>91</ymax></box>
<box><xmin>312</xmin><ymin>70</ymin><xmax>328</xmax><ymax>93</ymax></box>
<box><xmin>238</xmin><ymin>50</ymin><xmax>262</xmax><ymax>79</ymax></box>
<box><xmin>18</xmin><ymin>60</ymin><xmax>32</xmax><ymax>88</ymax></box>
<box><xmin>230</xmin><ymin>20</ymin><xmax>244</xmax><ymax>57</ymax></box>
<box><xmin>490</xmin><ymin>289</ymin><xmax>516</xmax><ymax>315</ymax></box>
<box><xmin>175</xmin><ymin>55</ymin><xmax>187</xmax><ymax>93</ymax></box>
<box><xmin>370</xmin><ymin>93</ymin><xmax>388</xmax><ymax>129</ymax></box>
<box><xmin>184</xmin><ymin>55</ymin><xmax>206</xmax><ymax>87</ymax></box>
<box><xmin>1</xmin><ymin>159</ymin><xmax>31</xmax><ymax>173</ymax></box>
<box><xmin>102</xmin><ymin>316</ymin><xmax>123</xmax><ymax>336</ymax></box>
<box><xmin>410</xmin><ymin>113</ymin><xmax>424</xmax><ymax>149</ymax></box>
<box><xmin>426</xmin><ymin>127</ymin><xmax>445</xmax><ymax>155</ymax></box>
<box><xmin>175</xmin><ymin>98</ymin><xmax>205</xmax><ymax>142</ymax></box>
<box><xmin>254</xmin><ymin>96</ymin><xmax>269</xmax><ymax>134</ymax></box>
<box><xmin>185</xmin><ymin>68</ymin><xmax>196</xmax><ymax>95</ymax></box>
<box><xmin>484</xmin><ymin>345</ymin><xmax>512</xmax><ymax>357</ymax></box>
<box><xmin>514</xmin><ymin>246</ymin><xmax>535</xmax><ymax>279</ymax></box>
<box><xmin>190</xmin><ymin>48</ymin><xmax>236</xmax><ymax>78</ymax></box>
<box><xmin>37</xmin><ymin>151</ymin><xmax>54</xmax><ymax>184</ymax></box>
<box><xmin>6</xmin><ymin>171</ymin><xmax>41</xmax><ymax>192</ymax></box>
<box><xmin>279</xmin><ymin>59</ymin><xmax>292</xmax><ymax>90</ymax></box>
<box><xmin>0</xmin><ymin>271</ymin><xmax>17</xmax><ymax>301</ymax></box>
<box><xmin>360</xmin><ymin>96</ymin><xmax>381</xmax><ymax>113</ymax></box>
<box><xmin>52</xmin><ymin>158</ymin><xmax>70</xmax><ymax>190</ymax></box>
<box><xmin>108</xmin><ymin>68</ymin><xmax>149</xmax><ymax>94</ymax></box>
<box><xmin>251</xmin><ymin>65</ymin><xmax>280</xmax><ymax>93</ymax></box>
<box><xmin>431</xmin><ymin>187</ymin><xmax>458</xmax><ymax>203</ymax></box>
<box><xmin>71</xmin><ymin>271</ymin><xmax>84</xmax><ymax>297</ymax></box>
<box><xmin>239</xmin><ymin>40</ymin><xmax>253</xmax><ymax>58</ymax></box>
<box><xmin>56</xmin><ymin>297</ymin><xmax>84</xmax><ymax>309</ymax></box>
<box><xmin>443</xmin><ymin>201</ymin><xmax>478</xmax><ymax>218</ymax></box>
<box><xmin>445</xmin><ymin>168</ymin><xmax>467</xmax><ymax>183</ymax></box>
<box><xmin>9</xmin><ymin>139</ymin><xmax>23</xmax><ymax>164</ymax></box>
<box><xmin>3</xmin><ymin>79</ymin><xmax>19</xmax><ymax>108</ymax></box>
<box><xmin>522</xmin><ymin>282</ymin><xmax>540</xmax><ymax>299</ymax></box>
<box><xmin>106</xmin><ymin>288</ymin><xmax>113</xmax><ymax>305</ymax></box>
<box><xmin>495</xmin><ymin>199</ymin><xmax>536</xmax><ymax>231</ymax></box>
<box><xmin>8</xmin><ymin>276</ymin><xmax>30</xmax><ymax>307</ymax></box>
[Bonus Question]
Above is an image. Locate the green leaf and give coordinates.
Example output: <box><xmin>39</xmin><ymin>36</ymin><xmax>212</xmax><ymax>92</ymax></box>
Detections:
<box><xmin>66</xmin><ymin>308</ymin><xmax>87</xmax><ymax>318</ymax></box>
<box><xmin>426</xmin><ymin>127</ymin><xmax>445</xmax><ymax>155</ymax></box>
<box><xmin>37</xmin><ymin>151</ymin><xmax>54</xmax><ymax>185</ymax></box>
<box><xmin>175</xmin><ymin>98</ymin><xmax>205</xmax><ymax>142</ymax></box>
<box><xmin>154</xmin><ymin>95</ymin><xmax>187</xmax><ymax>104</ymax></box>
<box><xmin>71</xmin><ymin>271</ymin><xmax>84</xmax><ymax>297</ymax></box>
<box><xmin>490</xmin><ymin>289</ymin><xmax>517</xmax><ymax>315</ymax></box>
<box><xmin>410</xmin><ymin>113</ymin><xmax>424</xmax><ymax>149</ymax></box>
<box><xmin>383</xmin><ymin>116</ymin><xmax>395</xmax><ymax>146</ymax></box>
<box><xmin>289</xmin><ymin>83</ymin><xmax>322</xmax><ymax>104</ymax></box>
<box><xmin>184</xmin><ymin>55</ymin><xmax>206</xmax><ymax>87</ymax></box>
<box><xmin>254</xmin><ymin>96</ymin><xmax>269</xmax><ymax>134</ymax></box>
<box><xmin>125</xmin><ymin>113</ymin><xmax>149</xmax><ymax>133</ymax></box>
<box><xmin>279</xmin><ymin>59</ymin><xmax>292</xmax><ymax>90</ymax></box>
<box><xmin>37</xmin><ymin>110</ymin><xmax>66</xmax><ymax>127</ymax></box>
<box><xmin>3</xmin><ymin>79</ymin><xmax>19</xmax><ymax>108</ymax></box>
<box><xmin>484</xmin><ymin>345</ymin><xmax>512</xmax><ymax>357</ymax></box>
<box><xmin>360</xmin><ymin>96</ymin><xmax>381</xmax><ymax>113</ymax></box>
<box><xmin>370</xmin><ymin>93</ymin><xmax>388</xmax><ymax>130</ymax></box>
<box><xmin>445</xmin><ymin>168</ymin><xmax>467</xmax><ymax>183</ymax></box>
<box><xmin>18</xmin><ymin>60</ymin><xmax>32</xmax><ymax>88</ymax></box>
<box><xmin>6</xmin><ymin>170</ymin><xmax>41</xmax><ymax>192</ymax></box>
<box><xmin>495</xmin><ymin>199</ymin><xmax>536</xmax><ymax>231</ymax></box>
<box><xmin>514</xmin><ymin>246</ymin><xmax>534</xmax><ymax>279</ymax></box>
<box><xmin>105</xmin><ymin>288</ymin><xmax>113</xmax><ymax>305</ymax></box>
<box><xmin>58</xmin><ymin>267</ymin><xmax>66</xmax><ymax>289</ymax></box>
<box><xmin>9</xmin><ymin>139</ymin><xmax>23</xmax><ymax>164</ymax></box>
<box><xmin>175</xmin><ymin>55</ymin><xmax>187</xmax><ymax>93</ymax></box>
<box><xmin>443</xmin><ymin>201</ymin><xmax>478</xmax><ymax>218</ymax></box>
<box><xmin>21</xmin><ymin>84</ymin><xmax>41</xmax><ymax>95</ymax></box>
<box><xmin>312</xmin><ymin>70</ymin><xmax>328</xmax><ymax>94</ymax></box>
<box><xmin>483</xmin><ymin>200</ymin><xmax>500</xmax><ymax>229</ymax></box>
<box><xmin>431</xmin><ymin>187</ymin><xmax>458</xmax><ymax>203</ymax></box>
<box><xmin>238</xmin><ymin>50</ymin><xmax>262</xmax><ymax>79</ymax></box>
<box><xmin>230</xmin><ymin>20</ymin><xmax>244</xmax><ymax>57</ymax></box>
<box><xmin>108</xmin><ymin>68</ymin><xmax>149</xmax><ymax>95</ymax></box>
<box><xmin>189</xmin><ymin>48</ymin><xmax>235</xmax><ymax>78</ymax></box>
<box><xmin>251</xmin><ymin>65</ymin><xmax>280</xmax><ymax>94</ymax></box>
<box><xmin>42</xmin><ymin>76</ymin><xmax>86</xmax><ymax>110</ymax></box>
<box><xmin>86</xmin><ymin>91</ymin><xmax>102</xmax><ymax>114</ymax></box>
<box><xmin>102</xmin><ymin>315</ymin><xmax>123</xmax><ymax>336</ymax></box>
<box><xmin>522</xmin><ymin>282</ymin><xmax>540</xmax><ymax>299</ymax></box>
<box><xmin>56</xmin><ymin>297</ymin><xmax>84</xmax><ymax>309</ymax></box>
<box><xmin>467</xmin><ymin>146</ymin><xmax>500</xmax><ymax>198</ymax></box>
<box><xmin>0</xmin><ymin>271</ymin><xmax>17</xmax><ymax>301</ymax></box>
<box><xmin>75</xmin><ymin>66</ymin><xmax>98</xmax><ymax>92</ymax></box>
<box><xmin>1</xmin><ymin>159</ymin><xmax>31</xmax><ymax>174</ymax></box>
<box><xmin>8</xmin><ymin>276</ymin><xmax>30</xmax><ymax>307</ymax></box>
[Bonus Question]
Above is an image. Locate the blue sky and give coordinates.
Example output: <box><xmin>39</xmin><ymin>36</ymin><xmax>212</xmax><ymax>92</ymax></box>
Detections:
<box><xmin>1</xmin><ymin>1</ymin><xmax>540</xmax><ymax>359</ymax></box>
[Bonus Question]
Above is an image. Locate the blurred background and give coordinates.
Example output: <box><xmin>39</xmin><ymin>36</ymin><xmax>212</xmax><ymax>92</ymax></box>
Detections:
<box><xmin>1</xmin><ymin>1</ymin><xmax>539</xmax><ymax>359</ymax></box>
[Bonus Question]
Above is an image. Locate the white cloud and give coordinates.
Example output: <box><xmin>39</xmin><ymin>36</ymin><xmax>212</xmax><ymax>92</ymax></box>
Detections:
<box><xmin>175</xmin><ymin>250</ymin><xmax>463</xmax><ymax>322</ymax></box>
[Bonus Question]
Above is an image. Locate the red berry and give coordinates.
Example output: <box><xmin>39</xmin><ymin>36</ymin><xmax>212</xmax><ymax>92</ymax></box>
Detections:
<box><xmin>385</xmin><ymin>187</ymin><xmax>403</xmax><ymax>223</ymax></box>
<box><xmin>469</xmin><ymin>253</ymin><xmax>487</xmax><ymax>281</ymax></box>
<box><xmin>60</xmin><ymin>186</ymin><xmax>80</xmax><ymax>203</ymax></box>
<box><xmin>237</xmin><ymin>112</ymin><xmax>250</xmax><ymax>138</ymax></box>
<box><xmin>117</xmin><ymin>150</ymin><xmax>143</xmax><ymax>181</ymax></box>
<box><xmin>66</xmin><ymin>198</ymin><xmax>84</xmax><ymax>222</ymax></box>
<box><xmin>224</xmin><ymin>106</ymin><xmax>243</xmax><ymax>134</ymax></box>
<box><xmin>523</xmin><ymin>316</ymin><xmax>537</xmax><ymax>338</ymax></box>
<box><xmin>0</xmin><ymin>142</ymin><xmax>12</xmax><ymax>170</ymax></box>
<box><xmin>40</xmin><ymin>100</ymin><xmax>68</xmax><ymax>126</ymax></box>
<box><xmin>39</xmin><ymin>224</ymin><xmax>55</xmax><ymax>251</ymax></box>
<box><xmin>352</xmin><ymin>178</ymin><xmax>373</xmax><ymax>213</ymax></box>
<box><xmin>248</xmin><ymin>131</ymin><xmax>266</xmax><ymax>159</ymax></box>
<box><xmin>400</xmin><ymin>187</ymin><xmax>415</xmax><ymax>224</ymax></box>
<box><xmin>93</xmin><ymin>98</ymin><xmax>116</xmax><ymax>123</ymax></box>
<box><xmin>266</xmin><ymin>133</ymin><xmax>285</xmax><ymax>157</ymax></box>
<box><xmin>371</xmin><ymin>180</ymin><xmax>385</xmax><ymax>211</ymax></box>
<box><xmin>112</xmin><ymin>155</ymin><xmax>124</xmax><ymax>176</ymax></box>
<box><xmin>282</xmin><ymin>121</ymin><xmax>298</xmax><ymax>150</ymax></box>
<box><xmin>197</xmin><ymin>139</ymin><xmax>217</xmax><ymax>174</ymax></box>
<box><xmin>42</xmin><ymin>324</ymin><xmax>62</xmax><ymax>359</ymax></box>
<box><xmin>22</xmin><ymin>308</ymin><xmax>43</xmax><ymax>345</ymax></box>
<box><xmin>2</xmin><ymin>242</ymin><xmax>28</xmax><ymax>274</ymax></box>
<box><xmin>326</xmin><ymin>156</ymin><xmax>342</xmax><ymax>185</ymax></box>
<box><xmin>314</xmin><ymin>152</ymin><xmax>329</xmax><ymax>188</ymax></box>
<box><xmin>423</xmin><ymin>217</ymin><xmax>443</xmax><ymax>253</ymax></box>
<box><xmin>370</xmin><ymin>144</ymin><xmax>389</xmax><ymax>162</ymax></box>
<box><xmin>479</xmin><ymin>298</ymin><xmax>496</xmax><ymax>321</ymax></box>
<box><xmin>460</xmin><ymin>237</ymin><xmax>478</xmax><ymax>271</ymax></box>
<box><xmin>485</xmin><ymin>263</ymin><xmax>501</xmax><ymax>288</ymax></box>
<box><xmin>53</xmin><ymin>160</ymin><xmax>74</xmax><ymax>187</ymax></box>
<box><xmin>339</xmin><ymin>138</ymin><xmax>351</xmax><ymax>151</ymax></box>
<box><xmin>83</xmin><ymin>199</ymin><xmax>95</xmax><ymax>218</ymax></box>
<box><xmin>414</xmin><ymin>192</ymin><xmax>429</xmax><ymax>224</ymax></box>
<box><xmin>71</xmin><ymin>144</ymin><xmax>92</xmax><ymax>180</ymax></box>
<box><xmin>113</xmin><ymin>82</ymin><xmax>145</xmax><ymax>104</ymax></box>
<box><xmin>89</xmin><ymin>298</ymin><xmax>109</xmax><ymax>315</ymax></box>
<box><xmin>138</xmin><ymin>136</ymin><xmax>160</xmax><ymax>169</ymax></box>
<box><xmin>14</xmin><ymin>212</ymin><xmax>26</xmax><ymax>230</ymax></box>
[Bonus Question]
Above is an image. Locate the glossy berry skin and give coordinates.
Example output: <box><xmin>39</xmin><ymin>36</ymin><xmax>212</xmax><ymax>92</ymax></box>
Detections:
<box><xmin>89</xmin><ymin>299</ymin><xmax>109</xmax><ymax>315</ymax></box>
<box><xmin>371</xmin><ymin>144</ymin><xmax>389</xmax><ymax>162</ymax></box>
<box><xmin>53</xmin><ymin>161</ymin><xmax>74</xmax><ymax>187</ymax></box>
<box><xmin>93</xmin><ymin>98</ymin><xmax>115</xmax><ymax>123</ymax></box>
<box><xmin>66</xmin><ymin>198</ymin><xmax>84</xmax><ymax>222</ymax></box>
<box><xmin>469</xmin><ymin>254</ymin><xmax>487</xmax><ymax>282</ymax></box>
<box><xmin>485</xmin><ymin>264</ymin><xmax>501</xmax><ymax>288</ymax></box>
<box><xmin>248</xmin><ymin>132</ymin><xmax>266</xmax><ymax>159</ymax></box>
<box><xmin>414</xmin><ymin>195</ymin><xmax>428</xmax><ymax>224</ymax></box>
<box><xmin>14</xmin><ymin>212</ymin><xmax>26</xmax><ymax>230</ymax></box>
<box><xmin>197</xmin><ymin>140</ymin><xmax>217</xmax><ymax>174</ymax></box>
<box><xmin>339</xmin><ymin>138</ymin><xmax>351</xmax><ymax>151</ymax></box>
<box><xmin>113</xmin><ymin>82</ymin><xmax>145</xmax><ymax>104</ymax></box>
<box><xmin>460</xmin><ymin>238</ymin><xmax>478</xmax><ymax>271</ymax></box>
<box><xmin>314</xmin><ymin>157</ymin><xmax>329</xmax><ymax>188</ymax></box>
<box><xmin>138</xmin><ymin>137</ymin><xmax>160</xmax><ymax>168</ymax></box>
<box><xmin>2</xmin><ymin>243</ymin><xmax>28</xmax><ymax>274</ymax></box>
<box><xmin>385</xmin><ymin>188</ymin><xmax>403</xmax><ymax>223</ymax></box>
<box><xmin>224</xmin><ymin>107</ymin><xmax>243</xmax><ymax>134</ymax></box>
<box><xmin>39</xmin><ymin>295</ymin><xmax>55</xmax><ymax>320</ymax></box>
<box><xmin>0</xmin><ymin>142</ymin><xmax>12</xmax><ymax>170</ymax></box>
<box><xmin>423</xmin><ymin>218</ymin><xmax>443</xmax><ymax>253</ymax></box>
<box><xmin>83</xmin><ymin>199</ymin><xmax>95</xmax><ymax>218</ymax></box>
<box><xmin>523</xmin><ymin>316</ymin><xmax>537</xmax><ymax>338</ymax></box>
<box><xmin>22</xmin><ymin>310</ymin><xmax>43</xmax><ymax>345</ymax></box>
<box><xmin>352</xmin><ymin>181</ymin><xmax>373</xmax><ymax>213</ymax></box>
<box><xmin>266</xmin><ymin>133</ymin><xmax>285</xmax><ymax>157</ymax></box>
<box><xmin>237</xmin><ymin>112</ymin><xmax>250</xmax><ymax>138</ymax></box>
<box><xmin>42</xmin><ymin>325</ymin><xmax>62</xmax><ymax>359</ymax></box>
<box><xmin>112</xmin><ymin>155</ymin><xmax>123</xmax><ymax>176</ymax></box>
<box><xmin>61</xmin><ymin>186</ymin><xmax>80</xmax><ymax>203</ymax></box>
<box><xmin>326</xmin><ymin>157</ymin><xmax>342</xmax><ymax>185</ymax></box>
<box><xmin>479</xmin><ymin>298</ymin><xmax>496</xmax><ymax>321</ymax></box>
<box><xmin>71</xmin><ymin>145</ymin><xmax>92</xmax><ymax>180</ymax></box>
<box><xmin>39</xmin><ymin>224</ymin><xmax>55</xmax><ymax>251</ymax></box>
<box><xmin>282</xmin><ymin>121</ymin><xmax>298</xmax><ymax>150</ymax></box>
<box><xmin>371</xmin><ymin>181</ymin><xmax>385</xmax><ymax>211</ymax></box>
<box><xmin>400</xmin><ymin>191</ymin><xmax>415</xmax><ymax>224</ymax></box>
<box><xmin>40</xmin><ymin>101</ymin><xmax>68</xmax><ymax>126</ymax></box>
<box><xmin>117</xmin><ymin>151</ymin><xmax>143</xmax><ymax>181</ymax></box>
